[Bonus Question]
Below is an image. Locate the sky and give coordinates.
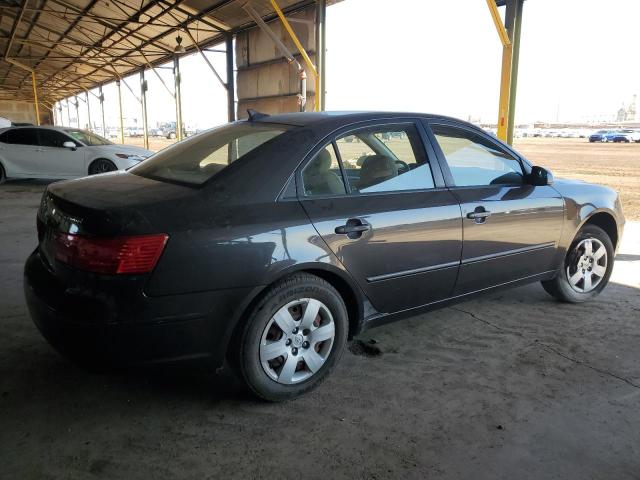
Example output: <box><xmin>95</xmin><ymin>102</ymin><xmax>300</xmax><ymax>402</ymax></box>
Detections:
<box><xmin>60</xmin><ymin>0</ymin><xmax>640</xmax><ymax>131</ymax></box>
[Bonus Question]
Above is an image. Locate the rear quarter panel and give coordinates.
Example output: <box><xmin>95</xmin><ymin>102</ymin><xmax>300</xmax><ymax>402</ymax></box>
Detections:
<box><xmin>145</xmin><ymin>199</ymin><xmax>360</xmax><ymax>297</ymax></box>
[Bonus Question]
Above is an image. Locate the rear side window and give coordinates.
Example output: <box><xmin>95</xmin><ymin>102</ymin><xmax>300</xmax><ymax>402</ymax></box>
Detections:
<box><xmin>302</xmin><ymin>144</ymin><xmax>346</xmax><ymax>197</ymax></box>
<box><xmin>6</xmin><ymin>128</ymin><xmax>39</xmax><ymax>146</ymax></box>
<box><xmin>131</xmin><ymin>123</ymin><xmax>292</xmax><ymax>185</ymax></box>
<box><xmin>0</xmin><ymin>131</ymin><xmax>8</xmax><ymax>143</ymax></box>
<box><xmin>431</xmin><ymin>124</ymin><xmax>524</xmax><ymax>186</ymax></box>
<box><xmin>334</xmin><ymin>124</ymin><xmax>434</xmax><ymax>194</ymax></box>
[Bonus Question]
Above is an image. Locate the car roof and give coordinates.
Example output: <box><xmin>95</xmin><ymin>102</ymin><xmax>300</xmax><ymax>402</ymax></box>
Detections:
<box><xmin>249</xmin><ymin>110</ymin><xmax>469</xmax><ymax>128</ymax></box>
<box><xmin>0</xmin><ymin>125</ymin><xmax>82</xmax><ymax>133</ymax></box>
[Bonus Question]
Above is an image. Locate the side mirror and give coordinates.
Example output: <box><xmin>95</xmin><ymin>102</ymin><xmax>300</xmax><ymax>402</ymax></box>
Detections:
<box><xmin>529</xmin><ymin>166</ymin><xmax>553</xmax><ymax>186</ymax></box>
<box><xmin>62</xmin><ymin>141</ymin><xmax>77</xmax><ymax>150</ymax></box>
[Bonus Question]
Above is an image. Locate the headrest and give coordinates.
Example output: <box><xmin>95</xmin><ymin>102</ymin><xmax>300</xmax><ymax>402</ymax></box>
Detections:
<box><xmin>359</xmin><ymin>155</ymin><xmax>398</xmax><ymax>186</ymax></box>
<box><xmin>307</xmin><ymin>148</ymin><xmax>332</xmax><ymax>175</ymax></box>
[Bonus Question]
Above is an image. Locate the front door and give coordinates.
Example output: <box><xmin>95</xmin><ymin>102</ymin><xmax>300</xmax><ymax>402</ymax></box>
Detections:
<box><xmin>426</xmin><ymin>121</ymin><xmax>564</xmax><ymax>295</ymax></box>
<box><xmin>37</xmin><ymin>129</ymin><xmax>85</xmax><ymax>177</ymax></box>
<box><xmin>299</xmin><ymin>121</ymin><xmax>462</xmax><ymax>314</ymax></box>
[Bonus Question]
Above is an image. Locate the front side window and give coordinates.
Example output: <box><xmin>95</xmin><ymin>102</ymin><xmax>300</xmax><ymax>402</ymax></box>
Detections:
<box><xmin>334</xmin><ymin>124</ymin><xmax>434</xmax><ymax>194</ymax></box>
<box><xmin>7</xmin><ymin>128</ymin><xmax>39</xmax><ymax>146</ymax></box>
<box><xmin>431</xmin><ymin>125</ymin><xmax>524</xmax><ymax>187</ymax></box>
<box><xmin>39</xmin><ymin>129</ymin><xmax>76</xmax><ymax>148</ymax></box>
<box><xmin>302</xmin><ymin>144</ymin><xmax>346</xmax><ymax>197</ymax></box>
<box><xmin>131</xmin><ymin>123</ymin><xmax>292</xmax><ymax>185</ymax></box>
<box><xmin>65</xmin><ymin>129</ymin><xmax>110</xmax><ymax>146</ymax></box>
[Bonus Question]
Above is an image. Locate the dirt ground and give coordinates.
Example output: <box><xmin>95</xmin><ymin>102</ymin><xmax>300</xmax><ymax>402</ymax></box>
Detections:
<box><xmin>128</xmin><ymin>136</ymin><xmax>640</xmax><ymax>220</ymax></box>
<box><xmin>514</xmin><ymin>138</ymin><xmax>640</xmax><ymax>221</ymax></box>
<box><xmin>1</xmin><ymin>176</ymin><xmax>639</xmax><ymax>478</ymax></box>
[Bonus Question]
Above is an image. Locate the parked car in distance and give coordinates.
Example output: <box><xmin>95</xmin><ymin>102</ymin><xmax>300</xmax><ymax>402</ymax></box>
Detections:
<box><xmin>589</xmin><ymin>130</ymin><xmax>613</xmax><ymax>142</ymax></box>
<box><xmin>619</xmin><ymin>129</ymin><xmax>640</xmax><ymax>142</ymax></box>
<box><xmin>605</xmin><ymin>130</ymin><xmax>633</xmax><ymax>143</ymax></box>
<box><xmin>0</xmin><ymin>126</ymin><xmax>153</xmax><ymax>182</ymax></box>
<box><xmin>24</xmin><ymin>111</ymin><xmax>625</xmax><ymax>401</ymax></box>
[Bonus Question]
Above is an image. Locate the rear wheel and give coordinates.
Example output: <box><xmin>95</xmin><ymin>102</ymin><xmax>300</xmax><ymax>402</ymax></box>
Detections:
<box><xmin>88</xmin><ymin>159</ymin><xmax>117</xmax><ymax>175</ymax></box>
<box><xmin>233</xmin><ymin>273</ymin><xmax>348</xmax><ymax>401</ymax></box>
<box><xmin>0</xmin><ymin>164</ymin><xmax>6</xmax><ymax>184</ymax></box>
<box><xmin>541</xmin><ymin>224</ymin><xmax>614</xmax><ymax>303</ymax></box>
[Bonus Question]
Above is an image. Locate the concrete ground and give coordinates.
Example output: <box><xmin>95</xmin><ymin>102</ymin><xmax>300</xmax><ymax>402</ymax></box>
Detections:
<box><xmin>1</xmin><ymin>180</ymin><xmax>639</xmax><ymax>480</ymax></box>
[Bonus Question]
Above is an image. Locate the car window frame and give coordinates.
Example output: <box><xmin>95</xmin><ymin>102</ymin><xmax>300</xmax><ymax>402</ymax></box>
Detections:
<box><xmin>422</xmin><ymin>119</ymin><xmax>532</xmax><ymax>189</ymax></box>
<box><xmin>293</xmin><ymin>118</ymin><xmax>447</xmax><ymax>200</ymax></box>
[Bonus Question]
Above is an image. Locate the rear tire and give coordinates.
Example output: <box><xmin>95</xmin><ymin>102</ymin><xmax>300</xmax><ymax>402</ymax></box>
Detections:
<box><xmin>0</xmin><ymin>164</ymin><xmax>6</xmax><ymax>184</ymax></box>
<box><xmin>541</xmin><ymin>224</ymin><xmax>614</xmax><ymax>303</ymax></box>
<box><xmin>88</xmin><ymin>159</ymin><xmax>117</xmax><ymax>175</ymax></box>
<box><xmin>233</xmin><ymin>273</ymin><xmax>348</xmax><ymax>401</ymax></box>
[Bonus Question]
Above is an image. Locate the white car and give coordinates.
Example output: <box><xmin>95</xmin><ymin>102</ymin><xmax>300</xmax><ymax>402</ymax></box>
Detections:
<box><xmin>620</xmin><ymin>129</ymin><xmax>640</xmax><ymax>142</ymax></box>
<box><xmin>0</xmin><ymin>126</ymin><xmax>153</xmax><ymax>183</ymax></box>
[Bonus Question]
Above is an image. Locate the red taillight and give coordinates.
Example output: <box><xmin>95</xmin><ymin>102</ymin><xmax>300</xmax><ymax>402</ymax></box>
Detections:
<box><xmin>52</xmin><ymin>233</ymin><xmax>168</xmax><ymax>274</ymax></box>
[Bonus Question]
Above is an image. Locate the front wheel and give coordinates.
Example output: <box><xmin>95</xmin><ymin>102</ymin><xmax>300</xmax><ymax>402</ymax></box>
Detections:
<box><xmin>0</xmin><ymin>164</ymin><xmax>6</xmax><ymax>184</ymax></box>
<box><xmin>88</xmin><ymin>159</ymin><xmax>117</xmax><ymax>175</ymax></box>
<box><xmin>233</xmin><ymin>273</ymin><xmax>348</xmax><ymax>401</ymax></box>
<box><xmin>541</xmin><ymin>224</ymin><xmax>614</xmax><ymax>303</ymax></box>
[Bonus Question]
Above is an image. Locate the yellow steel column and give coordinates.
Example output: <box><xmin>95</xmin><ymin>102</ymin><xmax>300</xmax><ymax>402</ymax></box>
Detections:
<box><xmin>116</xmin><ymin>79</ymin><xmax>125</xmax><ymax>144</ymax></box>
<box><xmin>497</xmin><ymin>45</ymin><xmax>513</xmax><ymax>141</ymax></box>
<box><xmin>270</xmin><ymin>0</ymin><xmax>320</xmax><ymax>111</ymax></box>
<box><xmin>31</xmin><ymin>71</ymin><xmax>40</xmax><ymax>125</ymax></box>
<box><xmin>486</xmin><ymin>0</ymin><xmax>512</xmax><ymax>142</ymax></box>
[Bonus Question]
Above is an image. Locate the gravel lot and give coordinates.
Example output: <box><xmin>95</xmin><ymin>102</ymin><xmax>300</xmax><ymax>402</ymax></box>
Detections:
<box><xmin>1</xmin><ymin>147</ymin><xmax>639</xmax><ymax>478</ymax></box>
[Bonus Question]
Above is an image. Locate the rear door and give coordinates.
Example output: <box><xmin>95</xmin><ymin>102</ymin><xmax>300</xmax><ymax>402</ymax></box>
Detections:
<box><xmin>37</xmin><ymin>129</ymin><xmax>85</xmax><ymax>177</ymax></box>
<box><xmin>425</xmin><ymin>120</ymin><xmax>564</xmax><ymax>295</ymax></box>
<box><xmin>0</xmin><ymin>128</ymin><xmax>41</xmax><ymax>176</ymax></box>
<box><xmin>298</xmin><ymin>120</ymin><xmax>462</xmax><ymax>314</ymax></box>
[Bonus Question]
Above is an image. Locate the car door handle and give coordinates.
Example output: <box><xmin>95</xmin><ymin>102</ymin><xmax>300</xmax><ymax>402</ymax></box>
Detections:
<box><xmin>466</xmin><ymin>211</ymin><xmax>491</xmax><ymax>219</ymax></box>
<box><xmin>467</xmin><ymin>207</ymin><xmax>492</xmax><ymax>223</ymax></box>
<box><xmin>335</xmin><ymin>224</ymin><xmax>369</xmax><ymax>234</ymax></box>
<box><xmin>335</xmin><ymin>219</ymin><xmax>371</xmax><ymax>239</ymax></box>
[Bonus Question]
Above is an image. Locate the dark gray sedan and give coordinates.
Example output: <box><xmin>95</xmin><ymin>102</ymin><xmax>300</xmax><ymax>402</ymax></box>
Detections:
<box><xmin>24</xmin><ymin>111</ymin><xmax>625</xmax><ymax>401</ymax></box>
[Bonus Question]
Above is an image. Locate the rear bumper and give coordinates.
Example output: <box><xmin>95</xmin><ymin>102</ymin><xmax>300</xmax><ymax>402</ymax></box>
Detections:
<box><xmin>24</xmin><ymin>248</ymin><xmax>254</xmax><ymax>367</ymax></box>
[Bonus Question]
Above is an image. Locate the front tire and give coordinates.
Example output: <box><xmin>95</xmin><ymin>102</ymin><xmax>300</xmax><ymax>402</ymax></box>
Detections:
<box><xmin>541</xmin><ymin>224</ymin><xmax>614</xmax><ymax>303</ymax></box>
<box><xmin>88</xmin><ymin>159</ymin><xmax>117</xmax><ymax>175</ymax></box>
<box><xmin>0</xmin><ymin>163</ymin><xmax>6</xmax><ymax>184</ymax></box>
<box><xmin>234</xmin><ymin>273</ymin><xmax>348</xmax><ymax>401</ymax></box>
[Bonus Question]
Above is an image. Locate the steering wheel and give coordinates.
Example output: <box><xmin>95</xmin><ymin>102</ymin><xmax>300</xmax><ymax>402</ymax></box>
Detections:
<box><xmin>394</xmin><ymin>159</ymin><xmax>410</xmax><ymax>174</ymax></box>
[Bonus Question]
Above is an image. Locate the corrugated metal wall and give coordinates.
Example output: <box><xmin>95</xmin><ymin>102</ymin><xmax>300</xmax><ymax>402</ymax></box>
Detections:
<box><xmin>0</xmin><ymin>101</ymin><xmax>52</xmax><ymax>125</ymax></box>
<box><xmin>235</xmin><ymin>6</ymin><xmax>316</xmax><ymax>118</ymax></box>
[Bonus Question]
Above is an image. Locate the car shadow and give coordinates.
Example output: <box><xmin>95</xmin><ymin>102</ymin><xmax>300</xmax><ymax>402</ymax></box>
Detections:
<box><xmin>0</xmin><ymin>333</ymin><xmax>257</xmax><ymax>411</ymax></box>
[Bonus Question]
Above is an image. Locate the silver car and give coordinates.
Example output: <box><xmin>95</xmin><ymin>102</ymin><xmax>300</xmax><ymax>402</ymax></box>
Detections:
<box><xmin>0</xmin><ymin>126</ymin><xmax>153</xmax><ymax>183</ymax></box>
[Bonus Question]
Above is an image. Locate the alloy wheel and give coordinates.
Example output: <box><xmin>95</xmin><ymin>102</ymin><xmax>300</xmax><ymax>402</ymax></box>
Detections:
<box><xmin>259</xmin><ymin>298</ymin><xmax>336</xmax><ymax>385</ymax></box>
<box><xmin>566</xmin><ymin>238</ymin><xmax>607</xmax><ymax>293</ymax></box>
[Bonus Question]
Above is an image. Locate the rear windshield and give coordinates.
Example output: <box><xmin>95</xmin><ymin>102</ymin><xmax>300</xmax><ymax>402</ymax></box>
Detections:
<box><xmin>130</xmin><ymin>122</ymin><xmax>292</xmax><ymax>185</ymax></box>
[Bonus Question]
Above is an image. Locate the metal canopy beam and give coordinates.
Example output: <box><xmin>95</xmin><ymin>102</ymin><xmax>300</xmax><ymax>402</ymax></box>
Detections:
<box><xmin>0</xmin><ymin>0</ymin><xmax>316</xmax><ymax>105</ymax></box>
